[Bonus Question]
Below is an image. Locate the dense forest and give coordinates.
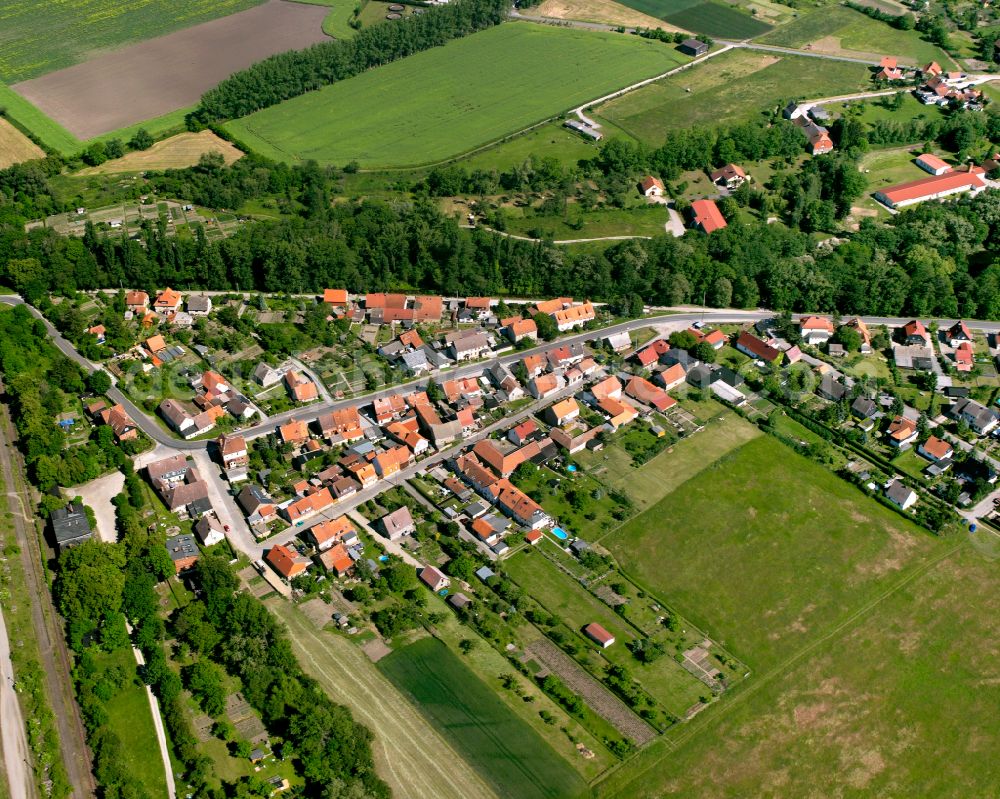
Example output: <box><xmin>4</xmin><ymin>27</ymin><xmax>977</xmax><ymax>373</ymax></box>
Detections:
<box><xmin>192</xmin><ymin>0</ymin><xmax>508</xmax><ymax>123</ymax></box>
<box><xmin>3</xmin><ymin>88</ymin><xmax>1000</xmax><ymax>319</ymax></box>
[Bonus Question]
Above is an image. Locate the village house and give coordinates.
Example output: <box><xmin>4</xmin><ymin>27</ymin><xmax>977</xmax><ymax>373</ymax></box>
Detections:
<box><xmin>267</xmin><ymin>544</ymin><xmax>310</xmax><ymax>581</ymax></box>
<box><xmin>710</xmin><ymin>163</ymin><xmax>747</xmax><ymax>190</ymax></box>
<box><xmin>323</xmin><ymin>288</ymin><xmax>349</xmax><ymax>308</ymax></box>
<box><xmin>282</xmin><ymin>488</ymin><xmax>335</xmax><ymax>525</ymax></box>
<box><xmin>793</xmin><ymin>116</ymin><xmax>834</xmax><ymax>155</ymax></box>
<box><xmin>546</xmin><ymin>397</ymin><xmax>580</xmax><ymax>427</ymax></box>
<box><xmin>950</xmin><ymin>398</ymin><xmax>999</xmax><ymax>436</ymax></box>
<box><xmin>491</xmin><ymin>479</ymin><xmax>550</xmax><ymax>529</ymax></box>
<box><xmin>918</xmin><ymin>435</ymin><xmax>953</xmax><ymax>463</ymax></box>
<box><xmin>508</xmin><ymin>419</ymin><xmax>538</xmax><ymax>447</ymax></box>
<box><xmin>954</xmin><ymin>342</ymin><xmax>974</xmax><ymax>372</ymax></box>
<box><xmin>253</xmin><ymin>362</ymin><xmax>284</xmax><ymax>387</ymax></box>
<box><xmin>306</xmin><ymin>516</ymin><xmax>357</xmax><ymax>552</ymax></box>
<box><xmin>50</xmin><ymin>502</ymin><xmax>93</xmax><ymax>551</ymax></box>
<box><xmin>316</xmin><ymin>406</ymin><xmax>364</xmax><ymax>443</ymax></box>
<box><xmin>886</xmin><ymin>416</ymin><xmax>918</xmax><ymax>449</ymax></box>
<box><xmin>947</xmin><ymin>320</ymin><xmax>973</xmax><ymax>347</ymax></box>
<box><xmin>885</xmin><ymin>479</ymin><xmax>918</xmax><ymax>511</ymax></box>
<box><xmin>125</xmin><ymin>290</ymin><xmax>149</xmax><ymax>315</ymax></box>
<box><xmin>903</xmin><ymin>319</ymin><xmax>931</xmax><ymax>347</ymax></box>
<box><xmin>216</xmin><ymin>434</ymin><xmax>249</xmax><ymax>480</ymax></box>
<box><xmin>678</xmin><ymin>38</ymin><xmax>708</xmax><ymax>57</ymax></box>
<box><xmin>552</xmin><ymin>301</ymin><xmax>596</xmax><ymax>332</ymax></box>
<box><xmin>603</xmin><ymin>331</ymin><xmax>632</xmax><ymax>352</ymax></box>
<box><xmin>166</xmin><ymin>533</ymin><xmax>200</xmax><ymax>574</ymax></box>
<box><xmin>654</xmin><ymin>362</ymin><xmax>687</xmax><ymax>391</ymax></box>
<box><xmin>634</xmin><ymin>338</ymin><xmax>670</xmax><ymax>368</ymax></box>
<box><xmin>194</xmin><ymin>515</ymin><xmax>226</xmax><ymax>547</ymax></box>
<box><xmin>447</xmin><ymin>330</ymin><xmax>492</xmax><ymax>361</ymax></box>
<box><xmin>419</xmin><ymin>566</ymin><xmax>450</xmax><ymax>593</ymax></box>
<box><xmin>799</xmin><ymin>316</ymin><xmax>834</xmax><ymax>345</ymax></box>
<box><xmin>279</xmin><ymin>418</ymin><xmax>310</xmax><ymax>446</ymax></box>
<box><xmin>843</xmin><ymin>317</ymin><xmax>872</xmax><ymax>353</ymax></box>
<box><xmin>96</xmin><ymin>404</ymin><xmax>138</xmax><ymax>442</ymax></box>
<box><xmin>689</xmin><ymin>199</ymin><xmax>727</xmax><ymax>234</ymax></box>
<box><xmin>639</xmin><ymin>176</ymin><xmax>665</xmax><ymax>197</ymax></box>
<box><xmin>625</xmin><ymin>376</ymin><xmax>675</xmax><ymax>413</ymax></box>
<box><xmin>504</xmin><ymin>317</ymin><xmax>538</xmax><ymax>344</ymax></box>
<box><xmin>237</xmin><ymin>484</ymin><xmax>278</xmax><ymax>527</ymax></box>
<box><xmin>187</xmin><ymin>295</ymin><xmax>212</xmax><ymax>316</ymax></box>
<box><xmin>735</xmin><ymin>332</ymin><xmax>782</xmax><ymax>364</ymax></box>
<box><xmin>87</xmin><ymin>324</ymin><xmax>106</xmax><ymax>343</ymax></box>
<box><xmin>373</xmin><ymin>445</ymin><xmax>413</xmax><ymax>478</ymax></box>
<box><xmin>527</xmin><ymin>373</ymin><xmax>564</xmax><ymax>400</ymax></box>
<box><xmin>284</xmin><ymin>369</ymin><xmax>319</xmax><ymax>403</ymax></box>
<box><xmin>154</xmin><ymin>287</ymin><xmax>183</xmax><ymax>314</ymax></box>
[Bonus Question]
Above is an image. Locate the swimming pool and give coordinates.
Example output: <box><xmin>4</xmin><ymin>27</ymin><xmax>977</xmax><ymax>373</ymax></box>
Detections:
<box><xmin>551</xmin><ymin>526</ymin><xmax>569</xmax><ymax>540</ymax></box>
<box><xmin>567</xmin><ymin>464</ymin><xmax>578</xmax><ymax>473</ymax></box>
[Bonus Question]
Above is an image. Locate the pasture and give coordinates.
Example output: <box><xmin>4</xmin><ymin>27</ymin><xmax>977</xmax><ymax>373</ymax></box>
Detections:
<box><xmin>11</xmin><ymin>0</ymin><xmax>330</xmax><ymax>139</ymax></box>
<box><xmin>78</xmin><ymin>131</ymin><xmax>244</xmax><ymax>175</ymax></box>
<box><xmin>759</xmin><ymin>5</ymin><xmax>955</xmax><ymax>67</ymax></box>
<box><xmin>603</xmin><ymin>434</ymin><xmax>941</xmax><ymax>671</ymax></box>
<box><xmin>226</xmin><ymin>23</ymin><xmax>688</xmax><ymax>167</ymax></box>
<box><xmin>378</xmin><ymin>636</ymin><xmax>589</xmax><ymax>799</ymax></box>
<box><xmin>0</xmin><ymin>118</ymin><xmax>43</xmax><ymax>168</ymax></box>
<box><xmin>594</xmin><ymin>49</ymin><xmax>869</xmax><ymax>144</ymax></box>
<box><xmin>0</xmin><ymin>0</ymin><xmax>265</xmax><ymax>83</ymax></box>
<box><xmin>600</xmin><ymin>542</ymin><xmax>1000</xmax><ymax>799</ymax></box>
<box><xmin>268</xmin><ymin>599</ymin><xmax>500</xmax><ymax>799</ymax></box>
<box><xmin>580</xmin><ymin>409</ymin><xmax>760</xmax><ymax>512</ymax></box>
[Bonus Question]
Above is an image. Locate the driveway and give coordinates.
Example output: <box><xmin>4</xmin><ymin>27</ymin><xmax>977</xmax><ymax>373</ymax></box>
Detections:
<box><xmin>72</xmin><ymin>470</ymin><xmax>125</xmax><ymax>542</ymax></box>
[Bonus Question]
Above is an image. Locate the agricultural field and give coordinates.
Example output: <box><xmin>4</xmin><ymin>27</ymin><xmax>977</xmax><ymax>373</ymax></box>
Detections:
<box><xmin>11</xmin><ymin>0</ymin><xmax>330</xmax><ymax>139</ymax></box>
<box><xmin>594</xmin><ymin>49</ymin><xmax>870</xmax><ymax>145</ymax></box>
<box><xmin>378</xmin><ymin>636</ymin><xmax>590</xmax><ymax>799</ymax></box>
<box><xmin>535</xmin><ymin>0</ymin><xmax>684</xmax><ymax>31</ymax></box>
<box><xmin>600</xmin><ymin>542</ymin><xmax>1000</xmax><ymax>799</ymax></box>
<box><xmin>78</xmin><ymin>131</ymin><xmax>244</xmax><ymax>175</ymax></box>
<box><xmin>579</xmin><ymin>409</ymin><xmax>760</xmax><ymax>512</ymax></box>
<box><xmin>758</xmin><ymin>4</ymin><xmax>956</xmax><ymax>67</ymax></box>
<box><xmin>610</xmin><ymin>0</ymin><xmax>772</xmax><ymax>36</ymax></box>
<box><xmin>287</xmin><ymin>0</ymin><xmax>358</xmax><ymax>38</ymax></box>
<box><xmin>603</xmin><ymin>434</ymin><xmax>942</xmax><ymax>671</ymax></box>
<box><xmin>0</xmin><ymin>83</ymin><xmax>79</xmax><ymax>154</ymax></box>
<box><xmin>0</xmin><ymin>0</ymin><xmax>265</xmax><ymax>83</ymax></box>
<box><xmin>0</xmin><ymin>118</ymin><xmax>43</xmax><ymax>168</ymax></box>
<box><xmin>226</xmin><ymin>23</ymin><xmax>689</xmax><ymax>168</ymax></box>
<box><xmin>267</xmin><ymin>599</ymin><xmax>500</xmax><ymax>799</ymax></box>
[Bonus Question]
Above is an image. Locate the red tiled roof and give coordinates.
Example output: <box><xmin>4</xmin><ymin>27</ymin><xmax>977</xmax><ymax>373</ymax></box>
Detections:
<box><xmin>690</xmin><ymin>199</ymin><xmax>727</xmax><ymax>234</ymax></box>
<box><xmin>877</xmin><ymin>168</ymin><xmax>986</xmax><ymax>206</ymax></box>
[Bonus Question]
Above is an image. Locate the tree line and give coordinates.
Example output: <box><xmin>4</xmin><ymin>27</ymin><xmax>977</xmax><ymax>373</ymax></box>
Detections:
<box><xmin>192</xmin><ymin>0</ymin><xmax>508</xmax><ymax>123</ymax></box>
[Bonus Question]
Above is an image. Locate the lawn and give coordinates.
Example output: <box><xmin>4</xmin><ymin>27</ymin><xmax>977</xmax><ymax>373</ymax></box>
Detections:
<box><xmin>594</xmin><ymin>49</ymin><xmax>869</xmax><ymax>145</ymax></box>
<box><xmin>93</xmin><ymin>649</ymin><xmax>168</xmax><ymax>797</ymax></box>
<box><xmin>501</xmin><ymin>203</ymin><xmax>669</xmax><ymax>240</ymax></box>
<box><xmin>759</xmin><ymin>4</ymin><xmax>955</xmax><ymax>68</ymax></box>
<box><xmin>266</xmin><ymin>598</ymin><xmax>499</xmax><ymax>799</ymax></box>
<box><xmin>604</xmin><ymin>434</ymin><xmax>944</xmax><ymax>671</ymax></box>
<box><xmin>286</xmin><ymin>0</ymin><xmax>358</xmax><ymax>38</ymax></box>
<box><xmin>378</xmin><ymin>636</ymin><xmax>589</xmax><ymax>799</ymax></box>
<box><xmin>0</xmin><ymin>0</ymin><xmax>265</xmax><ymax>83</ymax></box>
<box><xmin>504</xmin><ymin>547</ymin><xmax>708</xmax><ymax>717</ymax></box>
<box><xmin>599</xmin><ymin>541</ymin><xmax>1000</xmax><ymax>799</ymax></box>
<box><xmin>226</xmin><ymin>23</ymin><xmax>688</xmax><ymax>167</ymax></box>
<box><xmin>454</xmin><ymin>121</ymin><xmax>600</xmax><ymax>172</ymax></box>
<box><xmin>513</xmin><ymin>463</ymin><xmax>625</xmax><ymax>540</ymax></box>
<box><xmin>578</xmin><ymin>410</ymin><xmax>760</xmax><ymax>513</ymax></box>
<box><xmin>0</xmin><ymin>83</ymin><xmax>79</xmax><ymax>154</ymax></box>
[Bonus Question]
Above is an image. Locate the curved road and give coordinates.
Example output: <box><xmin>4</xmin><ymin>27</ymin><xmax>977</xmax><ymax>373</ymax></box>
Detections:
<box><xmin>10</xmin><ymin>294</ymin><xmax>1000</xmax><ymax>450</ymax></box>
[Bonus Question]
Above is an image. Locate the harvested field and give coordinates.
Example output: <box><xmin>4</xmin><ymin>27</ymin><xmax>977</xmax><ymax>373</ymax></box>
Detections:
<box><xmin>79</xmin><ymin>131</ymin><xmax>243</xmax><ymax>175</ymax></box>
<box><xmin>0</xmin><ymin>118</ymin><xmax>44</xmax><ymax>168</ymax></box>
<box><xmin>535</xmin><ymin>0</ymin><xmax>684</xmax><ymax>31</ymax></box>
<box><xmin>268</xmin><ymin>599</ymin><xmax>499</xmax><ymax>799</ymax></box>
<box><xmin>11</xmin><ymin>0</ymin><xmax>330</xmax><ymax>139</ymax></box>
<box><xmin>525</xmin><ymin>639</ymin><xmax>658</xmax><ymax>746</ymax></box>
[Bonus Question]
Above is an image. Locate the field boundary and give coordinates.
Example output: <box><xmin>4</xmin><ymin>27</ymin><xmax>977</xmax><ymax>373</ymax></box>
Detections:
<box><xmin>594</xmin><ymin>540</ymin><xmax>963</xmax><ymax>794</ymax></box>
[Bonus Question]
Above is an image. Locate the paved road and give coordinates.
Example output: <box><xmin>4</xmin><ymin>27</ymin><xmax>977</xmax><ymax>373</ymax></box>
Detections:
<box><xmin>0</xmin><ymin>602</ymin><xmax>32</xmax><ymax>799</ymax></box>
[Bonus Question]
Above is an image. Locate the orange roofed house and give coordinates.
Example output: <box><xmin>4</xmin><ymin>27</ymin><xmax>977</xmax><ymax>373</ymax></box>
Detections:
<box><xmin>552</xmin><ymin>301</ymin><xmax>596</xmax><ymax>332</ymax></box>
<box><xmin>690</xmin><ymin>199</ymin><xmax>727</xmax><ymax>234</ymax></box>
<box><xmin>323</xmin><ymin>289</ymin><xmax>349</xmax><ymax>307</ymax></box>
<box><xmin>266</xmin><ymin>544</ymin><xmax>309</xmax><ymax>581</ymax></box>
<box><xmin>279</xmin><ymin>418</ymin><xmax>310</xmax><ymax>446</ymax></box>
<box><xmin>284</xmin><ymin>370</ymin><xmax>319</xmax><ymax>403</ymax></box>
<box><xmin>154</xmin><ymin>287</ymin><xmax>183</xmax><ymax>314</ymax></box>
<box><xmin>125</xmin><ymin>291</ymin><xmax>149</xmax><ymax>315</ymax></box>
<box><xmin>639</xmin><ymin>176</ymin><xmax>665</xmax><ymax>197</ymax></box>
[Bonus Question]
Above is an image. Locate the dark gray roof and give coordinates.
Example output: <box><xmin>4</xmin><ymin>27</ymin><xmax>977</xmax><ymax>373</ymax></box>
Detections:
<box><xmin>50</xmin><ymin>503</ymin><xmax>92</xmax><ymax>546</ymax></box>
<box><xmin>886</xmin><ymin>479</ymin><xmax>915</xmax><ymax>506</ymax></box>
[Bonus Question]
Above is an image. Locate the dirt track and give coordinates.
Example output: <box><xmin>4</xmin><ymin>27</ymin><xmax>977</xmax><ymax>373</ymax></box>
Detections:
<box><xmin>12</xmin><ymin>0</ymin><xmax>329</xmax><ymax>139</ymax></box>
